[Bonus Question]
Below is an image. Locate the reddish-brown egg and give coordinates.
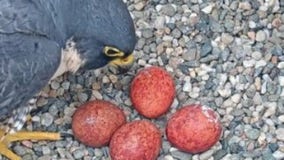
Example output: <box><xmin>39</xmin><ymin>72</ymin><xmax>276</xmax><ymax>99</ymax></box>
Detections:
<box><xmin>166</xmin><ymin>104</ymin><xmax>222</xmax><ymax>154</ymax></box>
<box><xmin>72</xmin><ymin>100</ymin><xmax>126</xmax><ymax>147</ymax></box>
<box><xmin>130</xmin><ymin>66</ymin><xmax>175</xmax><ymax>118</ymax></box>
<box><xmin>110</xmin><ymin>120</ymin><xmax>162</xmax><ymax>160</ymax></box>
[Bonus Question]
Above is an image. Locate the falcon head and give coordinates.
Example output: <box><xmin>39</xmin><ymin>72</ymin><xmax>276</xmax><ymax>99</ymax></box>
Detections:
<box><xmin>68</xmin><ymin>0</ymin><xmax>137</xmax><ymax>74</ymax></box>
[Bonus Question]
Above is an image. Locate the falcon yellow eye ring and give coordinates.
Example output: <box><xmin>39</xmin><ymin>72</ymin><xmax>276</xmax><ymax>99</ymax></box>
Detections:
<box><xmin>104</xmin><ymin>46</ymin><xmax>124</xmax><ymax>57</ymax></box>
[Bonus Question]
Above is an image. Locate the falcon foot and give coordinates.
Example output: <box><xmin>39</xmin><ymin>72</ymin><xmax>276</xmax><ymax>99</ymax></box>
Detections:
<box><xmin>0</xmin><ymin>129</ymin><xmax>60</xmax><ymax>160</ymax></box>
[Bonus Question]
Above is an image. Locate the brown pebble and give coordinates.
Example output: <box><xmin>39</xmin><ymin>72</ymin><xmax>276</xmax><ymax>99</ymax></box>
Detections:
<box><xmin>271</xmin><ymin>56</ymin><xmax>278</xmax><ymax>64</ymax></box>
<box><xmin>272</xmin><ymin>18</ymin><xmax>282</xmax><ymax>29</ymax></box>
<box><xmin>247</xmin><ymin>31</ymin><xmax>256</xmax><ymax>40</ymax></box>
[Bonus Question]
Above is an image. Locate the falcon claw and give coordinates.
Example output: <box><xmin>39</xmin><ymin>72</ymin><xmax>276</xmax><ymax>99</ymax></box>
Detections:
<box><xmin>0</xmin><ymin>129</ymin><xmax>60</xmax><ymax>160</ymax></box>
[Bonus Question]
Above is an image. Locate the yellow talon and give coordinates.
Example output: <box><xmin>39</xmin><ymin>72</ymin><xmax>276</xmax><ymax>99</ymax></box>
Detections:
<box><xmin>0</xmin><ymin>129</ymin><xmax>60</xmax><ymax>160</ymax></box>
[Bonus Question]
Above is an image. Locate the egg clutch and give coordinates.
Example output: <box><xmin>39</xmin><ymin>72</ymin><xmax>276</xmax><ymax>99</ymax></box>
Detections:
<box><xmin>71</xmin><ymin>66</ymin><xmax>223</xmax><ymax>160</ymax></box>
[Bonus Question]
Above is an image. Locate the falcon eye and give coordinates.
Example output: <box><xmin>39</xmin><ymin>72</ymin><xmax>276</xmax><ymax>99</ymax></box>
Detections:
<box><xmin>107</xmin><ymin>49</ymin><xmax>118</xmax><ymax>55</ymax></box>
<box><xmin>104</xmin><ymin>46</ymin><xmax>124</xmax><ymax>57</ymax></box>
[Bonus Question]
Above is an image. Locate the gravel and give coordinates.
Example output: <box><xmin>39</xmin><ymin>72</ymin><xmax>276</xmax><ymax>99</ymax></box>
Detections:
<box><xmin>1</xmin><ymin>0</ymin><xmax>283</xmax><ymax>160</ymax></box>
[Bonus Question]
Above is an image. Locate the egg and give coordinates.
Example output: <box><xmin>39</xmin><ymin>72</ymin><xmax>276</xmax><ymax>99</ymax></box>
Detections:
<box><xmin>110</xmin><ymin>120</ymin><xmax>161</xmax><ymax>160</ymax></box>
<box><xmin>130</xmin><ymin>66</ymin><xmax>175</xmax><ymax>118</ymax></box>
<box><xmin>72</xmin><ymin>100</ymin><xmax>126</xmax><ymax>147</ymax></box>
<box><xmin>166</xmin><ymin>104</ymin><xmax>222</xmax><ymax>154</ymax></box>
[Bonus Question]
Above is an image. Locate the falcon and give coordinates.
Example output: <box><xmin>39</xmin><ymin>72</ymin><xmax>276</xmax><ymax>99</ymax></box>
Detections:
<box><xmin>0</xmin><ymin>0</ymin><xmax>137</xmax><ymax>159</ymax></box>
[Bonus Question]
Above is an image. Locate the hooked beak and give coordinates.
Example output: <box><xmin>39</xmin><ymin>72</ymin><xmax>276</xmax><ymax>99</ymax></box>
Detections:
<box><xmin>108</xmin><ymin>53</ymin><xmax>135</xmax><ymax>74</ymax></box>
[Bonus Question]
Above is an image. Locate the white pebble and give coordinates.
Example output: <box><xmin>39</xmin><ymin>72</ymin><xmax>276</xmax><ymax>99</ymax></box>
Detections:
<box><xmin>255</xmin><ymin>60</ymin><xmax>267</xmax><ymax>68</ymax></box>
<box><xmin>221</xmin><ymin>33</ymin><xmax>234</xmax><ymax>45</ymax></box>
<box><xmin>278</xmin><ymin>115</ymin><xmax>284</xmax><ymax>123</ymax></box>
<box><xmin>92</xmin><ymin>90</ymin><xmax>103</xmax><ymax>100</ymax></box>
<box><xmin>183</xmin><ymin>82</ymin><xmax>192</xmax><ymax>92</ymax></box>
<box><xmin>278</xmin><ymin>62</ymin><xmax>284</xmax><ymax>69</ymax></box>
<box><xmin>164</xmin><ymin>155</ymin><xmax>174</xmax><ymax>160</ymax></box>
<box><xmin>263</xmin><ymin>103</ymin><xmax>277</xmax><ymax>118</ymax></box>
<box><xmin>251</xmin><ymin>51</ymin><xmax>262</xmax><ymax>60</ymax></box>
<box><xmin>138</xmin><ymin>59</ymin><xmax>146</xmax><ymax>66</ymax></box>
<box><xmin>257</xmin><ymin>132</ymin><xmax>266</xmax><ymax>146</ymax></box>
<box><xmin>218</xmin><ymin>88</ymin><xmax>231</xmax><ymax>98</ymax></box>
<box><xmin>273</xmin><ymin>150</ymin><xmax>284</xmax><ymax>159</ymax></box>
<box><xmin>256</xmin><ymin>30</ymin><xmax>267</xmax><ymax>42</ymax></box>
<box><xmin>243</xmin><ymin>59</ymin><xmax>255</xmax><ymax>68</ymax></box>
<box><xmin>276</xmin><ymin>128</ymin><xmax>284</xmax><ymax>141</ymax></box>
<box><xmin>163</xmin><ymin>35</ymin><xmax>173</xmax><ymax>41</ymax></box>
<box><xmin>253</xmin><ymin>93</ymin><xmax>262</xmax><ymax>105</ymax></box>
<box><xmin>219</xmin><ymin>74</ymin><xmax>228</xmax><ymax>86</ymax></box>
<box><xmin>249</xmin><ymin>21</ymin><xmax>257</xmax><ymax>28</ymax></box>
<box><xmin>239</xmin><ymin>1</ymin><xmax>251</xmax><ymax>10</ymax></box>
<box><xmin>223</xmin><ymin>99</ymin><xmax>234</xmax><ymax>108</ymax></box>
<box><xmin>231</xmin><ymin>94</ymin><xmax>241</xmax><ymax>104</ymax></box>
<box><xmin>279</xmin><ymin>76</ymin><xmax>284</xmax><ymax>86</ymax></box>
<box><xmin>261</xmin><ymin>81</ymin><xmax>267</xmax><ymax>94</ymax></box>
<box><xmin>32</xmin><ymin>116</ymin><xmax>40</xmax><ymax>122</ymax></box>
<box><xmin>272</xmin><ymin>0</ymin><xmax>280</xmax><ymax>12</ymax></box>
<box><xmin>201</xmin><ymin>4</ymin><xmax>215</xmax><ymax>14</ymax></box>
<box><xmin>200</xmin><ymin>149</ymin><xmax>214</xmax><ymax>160</ymax></box>
<box><xmin>192</xmin><ymin>155</ymin><xmax>199</xmax><ymax>160</ymax></box>
<box><xmin>189</xmin><ymin>87</ymin><xmax>200</xmax><ymax>98</ymax></box>
<box><xmin>254</xmin><ymin>77</ymin><xmax>262</xmax><ymax>91</ymax></box>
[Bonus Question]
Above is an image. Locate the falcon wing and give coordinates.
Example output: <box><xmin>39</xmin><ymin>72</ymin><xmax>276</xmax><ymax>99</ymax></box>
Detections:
<box><xmin>0</xmin><ymin>33</ymin><xmax>61</xmax><ymax>119</ymax></box>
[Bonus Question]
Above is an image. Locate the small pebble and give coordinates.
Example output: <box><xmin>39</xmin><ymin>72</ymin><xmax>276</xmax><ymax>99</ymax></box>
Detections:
<box><xmin>273</xmin><ymin>150</ymin><xmax>284</xmax><ymax>160</ymax></box>
<box><xmin>276</xmin><ymin>128</ymin><xmax>284</xmax><ymax>141</ymax></box>
<box><xmin>41</xmin><ymin>113</ymin><xmax>54</xmax><ymax>127</ymax></box>
<box><xmin>245</xmin><ymin>128</ymin><xmax>260</xmax><ymax>140</ymax></box>
<box><xmin>255</xmin><ymin>30</ymin><xmax>267</xmax><ymax>42</ymax></box>
<box><xmin>73</xmin><ymin>149</ymin><xmax>85</xmax><ymax>159</ymax></box>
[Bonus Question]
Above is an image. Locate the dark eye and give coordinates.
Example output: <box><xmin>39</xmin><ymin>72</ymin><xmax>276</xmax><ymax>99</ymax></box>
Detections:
<box><xmin>107</xmin><ymin>49</ymin><xmax>119</xmax><ymax>55</ymax></box>
<box><xmin>104</xmin><ymin>47</ymin><xmax>124</xmax><ymax>57</ymax></box>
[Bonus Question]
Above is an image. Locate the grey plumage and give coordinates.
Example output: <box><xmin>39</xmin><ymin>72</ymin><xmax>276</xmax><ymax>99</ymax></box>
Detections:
<box><xmin>0</xmin><ymin>33</ymin><xmax>61</xmax><ymax>119</ymax></box>
<box><xmin>0</xmin><ymin>0</ymin><xmax>136</xmax><ymax>122</ymax></box>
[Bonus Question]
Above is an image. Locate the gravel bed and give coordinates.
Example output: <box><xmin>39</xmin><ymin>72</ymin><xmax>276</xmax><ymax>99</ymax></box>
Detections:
<box><xmin>1</xmin><ymin>0</ymin><xmax>284</xmax><ymax>160</ymax></box>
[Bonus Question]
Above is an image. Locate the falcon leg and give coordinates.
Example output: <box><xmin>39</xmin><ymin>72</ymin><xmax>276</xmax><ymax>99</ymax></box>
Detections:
<box><xmin>0</xmin><ymin>98</ymin><xmax>60</xmax><ymax>160</ymax></box>
<box><xmin>0</xmin><ymin>129</ymin><xmax>60</xmax><ymax>160</ymax></box>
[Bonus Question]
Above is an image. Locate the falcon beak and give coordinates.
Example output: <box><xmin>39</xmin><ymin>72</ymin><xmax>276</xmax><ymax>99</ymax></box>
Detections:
<box><xmin>108</xmin><ymin>53</ymin><xmax>135</xmax><ymax>74</ymax></box>
<box><xmin>104</xmin><ymin>46</ymin><xmax>134</xmax><ymax>74</ymax></box>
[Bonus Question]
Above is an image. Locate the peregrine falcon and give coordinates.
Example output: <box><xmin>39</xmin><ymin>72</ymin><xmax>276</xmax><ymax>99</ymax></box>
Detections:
<box><xmin>0</xmin><ymin>0</ymin><xmax>137</xmax><ymax>159</ymax></box>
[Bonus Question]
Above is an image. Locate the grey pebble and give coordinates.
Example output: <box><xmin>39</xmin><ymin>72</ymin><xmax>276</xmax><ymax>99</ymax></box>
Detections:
<box><xmin>51</xmin><ymin>81</ymin><xmax>60</xmax><ymax>90</ymax></box>
<box><xmin>269</xmin><ymin>143</ymin><xmax>279</xmax><ymax>152</ymax></box>
<box><xmin>38</xmin><ymin>155</ymin><xmax>53</xmax><ymax>160</ymax></box>
<box><xmin>41</xmin><ymin>112</ymin><xmax>54</xmax><ymax>127</ymax></box>
<box><xmin>275</xmin><ymin>128</ymin><xmax>284</xmax><ymax>141</ymax></box>
<box><xmin>213</xmin><ymin>149</ymin><xmax>227</xmax><ymax>160</ymax></box>
<box><xmin>273</xmin><ymin>150</ymin><xmax>284</xmax><ymax>160</ymax></box>
<box><xmin>62</xmin><ymin>81</ymin><xmax>70</xmax><ymax>90</ymax></box>
<box><xmin>262</xmin><ymin>148</ymin><xmax>276</xmax><ymax>160</ymax></box>
<box><xmin>200</xmin><ymin>41</ymin><xmax>212</xmax><ymax>57</ymax></box>
<box><xmin>172</xmin><ymin>28</ymin><xmax>182</xmax><ymax>39</ymax></box>
<box><xmin>42</xmin><ymin>146</ymin><xmax>51</xmax><ymax>155</ymax></box>
<box><xmin>22</xmin><ymin>154</ymin><xmax>34</xmax><ymax>160</ymax></box>
<box><xmin>256</xmin><ymin>30</ymin><xmax>267</xmax><ymax>42</ymax></box>
<box><xmin>13</xmin><ymin>146</ymin><xmax>28</xmax><ymax>156</ymax></box>
<box><xmin>245</xmin><ymin>128</ymin><xmax>260</xmax><ymax>140</ymax></box>
<box><xmin>142</xmin><ymin>29</ymin><xmax>154</xmax><ymax>39</ymax></box>
<box><xmin>160</xmin><ymin>4</ymin><xmax>176</xmax><ymax>17</ymax></box>
<box><xmin>78</xmin><ymin>92</ymin><xmax>89</xmax><ymax>102</ymax></box>
<box><xmin>183</xmin><ymin>41</ymin><xmax>198</xmax><ymax>61</ymax></box>
<box><xmin>72</xmin><ymin>149</ymin><xmax>85</xmax><ymax>159</ymax></box>
<box><xmin>94</xmin><ymin>148</ymin><xmax>104</xmax><ymax>157</ymax></box>
<box><xmin>162</xmin><ymin>141</ymin><xmax>172</xmax><ymax>153</ymax></box>
<box><xmin>171</xmin><ymin>150</ymin><xmax>192</xmax><ymax>160</ymax></box>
